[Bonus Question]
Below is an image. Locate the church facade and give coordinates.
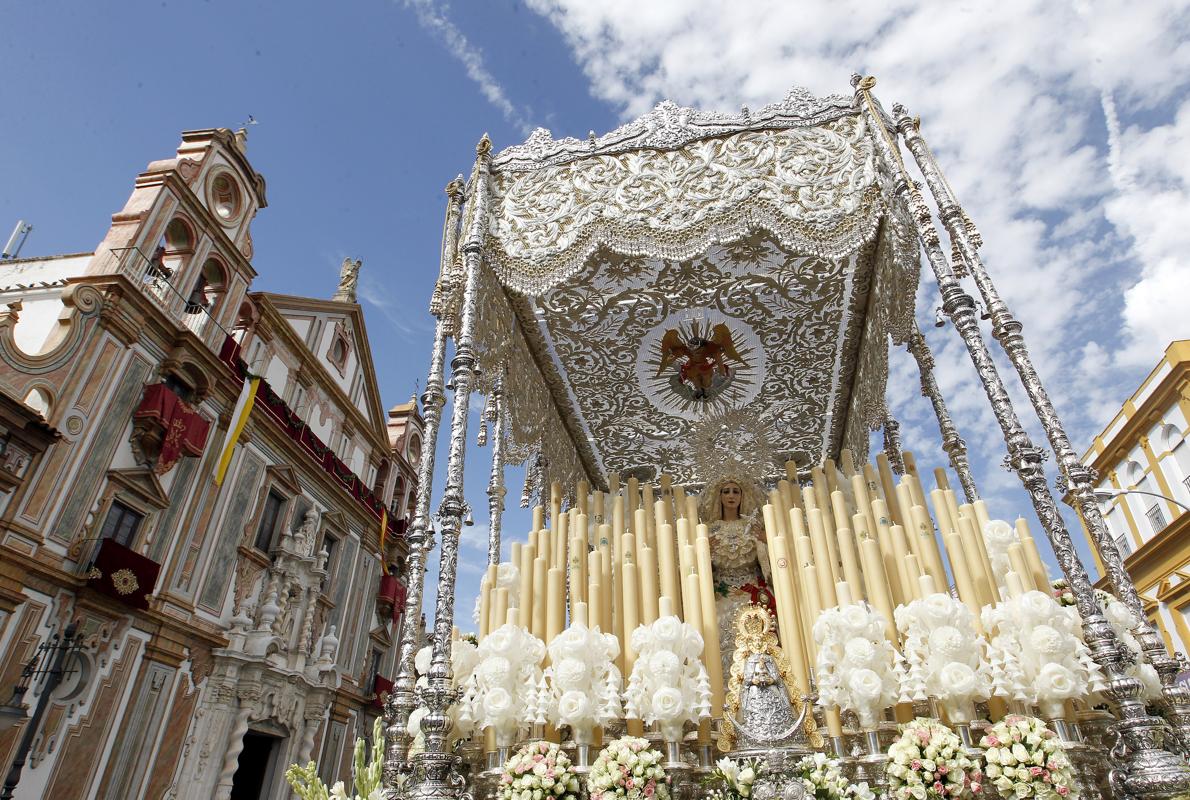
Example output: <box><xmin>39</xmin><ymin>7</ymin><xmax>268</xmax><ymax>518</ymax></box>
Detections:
<box><xmin>0</xmin><ymin>128</ymin><xmax>420</xmax><ymax>799</ymax></box>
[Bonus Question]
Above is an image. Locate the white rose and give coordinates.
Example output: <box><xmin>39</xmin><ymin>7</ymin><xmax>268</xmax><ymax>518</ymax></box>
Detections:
<box><xmin>651</xmin><ymin>616</ymin><xmax>684</xmax><ymax>648</ymax></box>
<box><xmin>841</xmin><ymin>603</ymin><xmax>874</xmax><ymax>633</ymax></box>
<box><xmin>480</xmin><ymin>656</ymin><xmax>512</xmax><ymax>686</ymax></box>
<box><xmin>843</xmin><ymin>637</ymin><xmax>877</xmax><ymax>666</ymax></box>
<box><xmin>551</xmin><ymin>626</ymin><xmax>589</xmax><ymax>659</ymax></box>
<box><xmin>848</xmin><ymin>668</ymin><xmax>885</xmax><ymax>702</ymax></box>
<box><xmin>922</xmin><ymin>593</ymin><xmax>957</xmax><ymax>625</ymax></box>
<box><xmin>1035</xmin><ymin>663</ymin><xmax>1079</xmax><ymax>699</ymax></box>
<box><xmin>557</xmin><ymin>690</ymin><xmax>591</xmax><ymax>722</ymax></box>
<box><xmin>648</xmin><ymin>650</ymin><xmax>682</xmax><ymax>681</ymax></box>
<box><xmin>415</xmin><ymin>645</ymin><xmax>433</xmax><ymax>675</ymax></box>
<box><xmin>1029</xmin><ymin>624</ymin><xmax>1065</xmax><ymax>655</ymax></box>
<box><xmin>553</xmin><ymin>657</ymin><xmax>590</xmax><ymax>689</ymax></box>
<box><xmin>483</xmin><ymin>626</ymin><xmax>516</xmax><ymax>656</ymax></box>
<box><xmin>938</xmin><ymin>662</ymin><xmax>978</xmax><ymax>697</ymax></box>
<box><xmin>1020</xmin><ymin>590</ymin><xmax>1056</xmax><ymax>618</ymax></box>
<box><xmin>483</xmin><ymin>686</ymin><xmax>513</xmax><ymax>719</ymax></box>
<box><xmin>496</xmin><ymin>561</ymin><xmax>519</xmax><ymax>589</ymax></box>
<box><xmin>650</xmin><ymin>687</ymin><xmax>685</xmax><ymax>721</ymax></box>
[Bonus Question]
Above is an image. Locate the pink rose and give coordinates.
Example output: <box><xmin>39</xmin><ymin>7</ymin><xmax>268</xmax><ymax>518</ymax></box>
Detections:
<box><xmin>1057</xmin><ymin>787</ymin><xmax>1069</xmax><ymax>796</ymax></box>
<box><xmin>1030</xmin><ymin>767</ymin><xmax>1043</xmax><ymax>777</ymax></box>
<box><xmin>985</xmin><ymin>736</ymin><xmax>999</xmax><ymax>746</ymax></box>
<box><xmin>644</xmin><ymin>786</ymin><xmax>654</xmax><ymax>798</ymax></box>
<box><xmin>912</xmin><ymin>760</ymin><xmax>922</xmax><ymax>770</ymax></box>
<box><xmin>938</xmin><ymin>764</ymin><xmax>948</xmax><ymax>774</ymax></box>
<box><xmin>626</xmin><ymin>779</ymin><xmax>635</xmax><ymax>789</ymax></box>
<box><xmin>972</xmin><ymin>783</ymin><xmax>983</xmax><ymax>794</ymax></box>
<box><xmin>934</xmin><ymin>781</ymin><xmax>944</xmax><ymax>792</ymax></box>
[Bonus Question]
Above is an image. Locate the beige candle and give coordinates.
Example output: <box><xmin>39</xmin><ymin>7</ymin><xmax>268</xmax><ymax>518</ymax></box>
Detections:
<box><xmin>858</xmin><ymin>535</ymin><xmax>897</xmax><ymax>641</ymax></box>
<box><xmin>682</xmin><ymin>570</ymin><xmax>704</xmax><ymax>646</ymax></box>
<box><xmin>491</xmin><ymin>586</ymin><xmax>509</xmax><ymax>634</ymax></box>
<box><xmin>1016</xmin><ymin>517</ymin><xmax>1050</xmax><ymax>590</ymax></box>
<box><xmin>1007</xmin><ymin>543</ymin><xmax>1032</xmax><ymax>594</ymax></box>
<box><xmin>588</xmin><ymin>576</ymin><xmax>603</xmax><ymax>633</ymax></box>
<box><xmin>642</xmin><ymin>484</ymin><xmax>656</xmax><ymax>543</ymax></box>
<box><xmin>634</xmin><ymin>508</ymin><xmax>649</xmax><ymax>556</ymax></box>
<box><xmin>1005</xmin><ymin>570</ymin><xmax>1026</xmax><ymax>599</ymax></box>
<box><xmin>601</xmin><ymin>547</ymin><xmax>613</xmax><ymax>635</ymax></box>
<box><xmin>807</xmin><ymin>509</ymin><xmax>838</xmax><ymax>606</ymax></box>
<box><xmin>608</xmin><ymin>471</ymin><xmax>620</xmax><ymax>494</ymax></box>
<box><xmin>957</xmin><ymin>515</ymin><xmax>995</xmax><ymax>606</ymax></box>
<box><xmin>934</xmin><ymin>467</ymin><xmax>951</xmax><ymax>491</ymax></box>
<box><xmin>943</xmin><ymin>489</ymin><xmax>963</xmax><ymax>538</ymax></box>
<box><xmin>785</xmin><ymin>459</ymin><xmax>799</xmax><ymax>483</ymax></box>
<box><xmin>918</xmin><ymin>571</ymin><xmax>938</xmax><ymax>597</ymax></box>
<box><xmin>674</xmin><ymin>485</ymin><xmax>688</xmax><ymax>520</ymax></box>
<box><xmin>685</xmin><ymin>495</ymin><xmax>699</xmax><ymax>524</ymax></box>
<box><xmin>577</xmin><ymin>480</ymin><xmax>590</xmax><ymax>517</ymax></box>
<box><xmin>871</xmin><ymin>499</ymin><xmax>906</xmax><ymax>606</ymax></box>
<box><xmin>769</xmin><ymin>488</ymin><xmax>791</xmax><ymax>538</ymax></box>
<box><xmin>479</xmin><ymin>565</ymin><xmax>497</xmax><ymax>637</ymax></box>
<box><xmin>778</xmin><ymin>479</ymin><xmax>797</xmax><ymax>515</ymax></box>
<box><xmin>569</xmin><ymin>535</ymin><xmax>585</xmax><ymax>614</ymax></box>
<box><xmin>770</xmin><ymin>533</ymin><xmax>811</xmax><ymax>692</ymax></box>
<box><xmin>573</xmin><ymin>600</ymin><xmax>588</xmax><ymax>628</ymax></box>
<box><xmin>532</xmin><ymin>505</ymin><xmax>545</xmax><ymax>535</ymax></box>
<box><xmin>694</xmin><ymin>525</ymin><xmax>725</xmax><ymax>714</ymax></box>
<box><xmin>640</xmin><ymin>547</ymin><xmax>660</xmax><ymax>624</ymax></box>
<box><xmin>546</xmin><ymin>567</ymin><xmax>564</xmax><ymax>642</ymax></box>
<box><xmin>876</xmin><ymin>453</ymin><xmax>902</xmax><ymax>525</ymax></box>
<box><xmin>532</xmin><ymin>556</ymin><xmax>547</xmax><ymax>640</ymax></box>
<box><xmin>802</xmin><ymin>564</ymin><xmax>823</xmax><ymax>626</ymax></box>
<box><xmin>895</xmin><ymin>483</ymin><xmax>917</xmax><ymax>551</ymax></box>
<box><xmin>835</xmin><ymin>526</ymin><xmax>867</xmax><ymax>603</ymax></box>
<box><xmin>959</xmin><ymin>503</ymin><xmax>995</xmax><ymax>588</ymax></box>
<box><xmin>909</xmin><ymin>504</ymin><xmax>947</xmax><ymax>586</ymax></box>
<box><xmin>518</xmin><ymin>544</ymin><xmax>535</xmax><ymax>629</ymax></box>
<box><xmin>621</xmin><ymin>559</ymin><xmax>640</xmax><ymax>673</ymax></box>
<box><xmin>851</xmin><ymin>474</ymin><xmax>878</xmax><ymax>541</ymax></box>
<box><xmin>556</xmin><ymin>515</ymin><xmax>570</xmax><ymax>576</ymax></box>
<box><xmin>835</xmin><ymin>580</ymin><xmax>855</xmax><ymax>606</ymax></box>
<box><xmin>658</xmin><ymin>595</ymin><xmax>675</xmax><ymax>618</ymax></box>
<box><xmin>656</xmin><ymin>521</ymin><xmax>681</xmax><ymax>614</ymax></box>
<box><xmin>930</xmin><ymin>489</ymin><xmax>956</xmax><ymax>536</ymax></box>
<box><xmin>593</xmin><ymin>490</ymin><xmax>604</xmax><ymax>523</ymax></box>
<box><xmin>891</xmin><ymin>524</ymin><xmax>916</xmax><ymax>602</ymax></box>
<box><xmin>626</xmin><ymin>476</ymin><xmax>639</xmax><ymax>527</ymax></box>
<box><xmin>904</xmin><ymin>553</ymin><xmax>925</xmax><ymax>601</ymax></box>
<box><xmin>972</xmin><ymin>499</ymin><xmax>992</xmax><ymax>535</ymax></box>
<box><xmin>944</xmin><ymin>533</ymin><xmax>984</xmax><ymax>629</ymax></box>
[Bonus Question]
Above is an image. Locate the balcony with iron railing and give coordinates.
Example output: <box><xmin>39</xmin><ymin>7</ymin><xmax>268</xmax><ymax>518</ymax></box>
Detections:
<box><xmin>109</xmin><ymin>245</ymin><xmax>231</xmax><ymax>351</ymax></box>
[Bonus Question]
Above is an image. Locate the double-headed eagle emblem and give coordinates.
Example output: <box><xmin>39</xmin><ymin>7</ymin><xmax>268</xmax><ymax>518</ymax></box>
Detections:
<box><xmin>656</xmin><ymin>322</ymin><xmax>746</xmax><ymax>401</ymax></box>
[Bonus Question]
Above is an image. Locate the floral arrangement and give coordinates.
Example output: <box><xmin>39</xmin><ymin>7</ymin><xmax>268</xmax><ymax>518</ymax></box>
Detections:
<box><xmin>896</xmin><ymin>592</ymin><xmax>993</xmax><ymax>723</ymax></box>
<box><xmin>406</xmin><ymin>636</ymin><xmax>481</xmax><ymax>754</ymax></box>
<box><xmin>1051</xmin><ymin>581</ymin><xmax>1162</xmax><ymax>701</ymax></box>
<box><xmin>625</xmin><ymin>614</ymin><xmax>711</xmax><ymax>741</ymax></box>
<box><xmin>287</xmin><ymin>716</ymin><xmax>383</xmax><ymax>800</ymax></box>
<box><xmin>813</xmin><ymin>601</ymin><xmax>904</xmax><ymax>728</ymax></box>
<box><xmin>461</xmin><ymin>622</ymin><xmax>546</xmax><ymax>746</ymax></box>
<box><xmin>545</xmin><ymin>621</ymin><xmax>623</xmax><ymax>743</ymax></box>
<box><xmin>702</xmin><ymin>756</ymin><xmax>761</xmax><ymax>800</ymax></box>
<box><xmin>587</xmin><ymin>736</ymin><xmax>670</xmax><ymax>800</ymax></box>
<box><xmin>791</xmin><ymin>753</ymin><xmax>874</xmax><ymax>800</ymax></box>
<box><xmin>886</xmin><ymin>718</ymin><xmax>982</xmax><ymax>799</ymax></box>
<box><xmin>982</xmin><ymin>591</ymin><xmax>1103</xmax><ymax>718</ymax></box>
<box><xmin>979</xmin><ymin>715</ymin><xmax>1079</xmax><ymax>799</ymax></box>
<box><xmin>499</xmin><ymin>740</ymin><xmax>581</xmax><ymax>800</ymax></box>
<box><xmin>982</xmin><ymin>519</ymin><xmax>1021</xmax><ymax>594</ymax></box>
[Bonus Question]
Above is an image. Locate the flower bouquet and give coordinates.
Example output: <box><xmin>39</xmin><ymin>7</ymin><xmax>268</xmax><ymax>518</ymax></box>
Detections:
<box><xmin>895</xmin><ymin>592</ymin><xmax>992</xmax><ymax>723</ymax></box>
<box><xmin>791</xmin><ymin>753</ymin><xmax>874</xmax><ymax>800</ymax></box>
<box><xmin>625</xmin><ymin>614</ymin><xmax>710</xmax><ymax>742</ymax></box>
<box><xmin>886</xmin><ymin>718</ymin><xmax>982</xmax><ymax>799</ymax></box>
<box><xmin>979</xmin><ymin>715</ymin><xmax>1079</xmax><ymax>799</ymax></box>
<box><xmin>814</xmin><ymin>601</ymin><xmax>904</xmax><ymax>729</ymax></box>
<box><xmin>703</xmin><ymin>756</ymin><xmax>761</xmax><ymax>800</ymax></box>
<box><xmin>587</xmin><ymin>736</ymin><xmax>670</xmax><ymax>800</ymax></box>
<box><xmin>499</xmin><ymin>741</ymin><xmax>581</xmax><ymax>800</ymax></box>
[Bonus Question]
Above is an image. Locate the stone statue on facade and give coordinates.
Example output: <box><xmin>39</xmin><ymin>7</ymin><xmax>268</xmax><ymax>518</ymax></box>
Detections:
<box><xmin>332</xmin><ymin>258</ymin><xmax>362</xmax><ymax>303</ymax></box>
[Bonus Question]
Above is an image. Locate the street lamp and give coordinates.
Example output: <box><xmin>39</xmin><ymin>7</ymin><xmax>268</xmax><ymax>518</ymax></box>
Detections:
<box><xmin>1</xmin><ymin>623</ymin><xmax>82</xmax><ymax>800</ymax></box>
<box><xmin>1093</xmin><ymin>488</ymin><xmax>1190</xmax><ymax>514</ymax></box>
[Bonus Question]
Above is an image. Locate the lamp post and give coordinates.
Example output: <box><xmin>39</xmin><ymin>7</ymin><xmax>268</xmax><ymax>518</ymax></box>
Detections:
<box><xmin>1</xmin><ymin>622</ymin><xmax>81</xmax><ymax>800</ymax></box>
<box><xmin>1093</xmin><ymin>489</ymin><xmax>1190</xmax><ymax>515</ymax></box>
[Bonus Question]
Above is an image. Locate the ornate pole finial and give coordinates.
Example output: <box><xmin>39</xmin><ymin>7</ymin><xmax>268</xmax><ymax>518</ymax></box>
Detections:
<box><xmin>445</xmin><ymin>174</ymin><xmax>465</xmax><ymax>198</ymax></box>
<box><xmin>476</xmin><ymin>133</ymin><xmax>492</xmax><ymax>157</ymax></box>
<box><xmin>332</xmin><ymin>258</ymin><xmax>361</xmax><ymax>303</ymax></box>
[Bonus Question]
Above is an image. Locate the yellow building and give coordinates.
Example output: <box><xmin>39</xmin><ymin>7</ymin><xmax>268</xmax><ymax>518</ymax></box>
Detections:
<box><xmin>1079</xmin><ymin>340</ymin><xmax>1190</xmax><ymax>656</ymax></box>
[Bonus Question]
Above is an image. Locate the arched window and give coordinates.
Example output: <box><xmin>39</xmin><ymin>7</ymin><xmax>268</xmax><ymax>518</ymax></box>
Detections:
<box><xmin>185</xmin><ymin>257</ymin><xmax>228</xmax><ymax>317</ymax></box>
<box><xmin>149</xmin><ymin>216</ymin><xmax>195</xmax><ymax>284</ymax></box>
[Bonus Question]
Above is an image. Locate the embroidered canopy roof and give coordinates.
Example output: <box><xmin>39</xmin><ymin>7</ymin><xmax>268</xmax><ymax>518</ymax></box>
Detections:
<box><xmin>452</xmin><ymin>87</ymin><xmax>920</xmax><ymax>494</ymax></box>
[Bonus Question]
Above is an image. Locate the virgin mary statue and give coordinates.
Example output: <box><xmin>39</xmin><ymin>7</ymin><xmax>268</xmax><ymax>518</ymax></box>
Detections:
<box><xmin>698</xmin><ymin>473</ymin><xmax>772</xmax><ymax>679</ymax></box>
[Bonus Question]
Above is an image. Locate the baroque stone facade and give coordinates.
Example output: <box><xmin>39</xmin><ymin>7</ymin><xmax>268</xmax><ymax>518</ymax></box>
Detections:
<box><xmin>0</xmin><ymin>128</ymin><xmax>423</xmax><ymax>799</ymax></box>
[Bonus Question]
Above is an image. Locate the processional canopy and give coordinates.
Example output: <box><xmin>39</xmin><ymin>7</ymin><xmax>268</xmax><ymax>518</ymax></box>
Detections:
<box><xmin>461</xmin><ymin>88</ymin><xmax>920</xmax><ymax>493</ymax></box>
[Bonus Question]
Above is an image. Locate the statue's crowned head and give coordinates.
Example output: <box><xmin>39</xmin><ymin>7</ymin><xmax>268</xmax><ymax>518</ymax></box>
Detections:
<box><xmin>698</xmin><ymin>471</ymin><xmax>764</xmax><ymax>523</ymax></box>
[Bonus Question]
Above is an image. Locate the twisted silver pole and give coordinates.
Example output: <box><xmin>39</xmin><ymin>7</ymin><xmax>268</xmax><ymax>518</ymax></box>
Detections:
<box><xmin>855</xmin><ymin>74</ymin><xmax>1190</xmax><ymax>799</ymax></box>
<box><xmin>906</xmin><ymin>324</ymin><xmax>979</xmax><ymax>502</ymax></box>
<box><xmin>893</xmin><ymin>100</ymin><xmax>1190</xmax><ymax>750</ymax></box>
<box><xmin>486</xmin><ymin>371</ymin><xmax>506</xmax><ymax>566</ymax></box>
<box><xmin>384</xmin><ymin>176</ymin><xmax>465</xmax><ymax>796</ymax></box>
<box><xmin>409</xmin><ymin>135</ymin><xmax>492</xmax><ymax>800</ymax></box>
<box><xmin>882</xmin><ymin>413</ymin><xmax>907</xmax><ymax>476</ymax></box>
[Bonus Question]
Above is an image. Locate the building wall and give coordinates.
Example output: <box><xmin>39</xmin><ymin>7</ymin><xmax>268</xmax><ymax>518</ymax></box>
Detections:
<box><xmin>1079</xmin><ymin>339</ymin><xmax>1190</xmax><ymax>656</ymax></box>
<box><xmin>0</xmin><ymin>129</ymin><xmax>417</xmax><ymax>800</ymax></box>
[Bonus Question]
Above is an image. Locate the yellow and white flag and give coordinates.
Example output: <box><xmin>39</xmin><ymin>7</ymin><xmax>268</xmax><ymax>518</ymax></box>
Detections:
<box><xmin>214</xmin><ymin>376</ymin><xmax>260</xmax><ymax>485</ymax></box>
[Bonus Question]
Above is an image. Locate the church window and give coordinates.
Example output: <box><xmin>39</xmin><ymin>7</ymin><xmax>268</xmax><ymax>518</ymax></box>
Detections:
<box><xmin>254</xmin><ymin>490</ymin><xmax>285</xmax><ymax>552</ymax></box>
<box><xmin>209</xmin><ymin>172</ymin><xmax>242</xmax><ymax>223</ymax></box>
<box><xmin>101</xmin><ymin>500</ymin><xmax>144</xmax><ymax>548</ymax></box>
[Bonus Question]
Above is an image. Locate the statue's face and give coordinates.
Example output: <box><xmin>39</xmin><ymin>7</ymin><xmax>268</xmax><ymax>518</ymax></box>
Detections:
<box><xmin>720</xmin><ymin>482</ymin><xmax>743</xmax><ymax>512</ymax></box>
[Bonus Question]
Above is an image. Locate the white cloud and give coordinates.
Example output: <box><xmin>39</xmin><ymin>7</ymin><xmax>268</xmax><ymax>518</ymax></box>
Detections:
<box><xmin>401</xmin><ymin>0</ymin><xmax>533</xmax><ymax>134</ymax></box>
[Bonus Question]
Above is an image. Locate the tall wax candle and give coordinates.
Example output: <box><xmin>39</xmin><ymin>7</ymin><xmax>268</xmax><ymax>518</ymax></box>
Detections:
<box><xmin>909</xmin><ymin>504</ymin><xmax>947</xmax><ymax>586</ymax></box>
<box><xmin>835</xmin><ymin>526</ymin><xmax>867</xmax><ymax>603</ymax></box>
<box><xmin>546</xmin><ymin>567</ymin><xmax>564</xmax><ymax>642</ymax></box>
<box><xmin>657</xmin><ymin>522</ymin><xmax>681</xmax><ymax>614</ymax></box>
<box><xmin>518</xmin><ymin>544</ymin><xmax>535</xmax><ymax>629</ymax></box>
<box><xmin>642</xmin><ymin>484</ymin><xmax>656</xmax><ymax>543</ymax></box>
<box><xmin>876</xmin><ymin>453</ymin><xmax>903</xmax><ymax>525</ymax></box>
<box><xmin>806</xmin><ymin>509</ymin><xmax>838</xmax><ymax>605</ymax></box>
<box><xmin>694</xmin><ymin>524</ymin><xmax>725</xmax><ymax>714</ymax></box>
<box><xmin>532</xmin><ymin>505</ymin><xmax>545</xmax><ymax>536</ymax></box>
<box><xmin>532</xmin><ymin>556</ymin><xmax>547</xmax><ymax>641</ymax></box>
<box><xmin>930</xmin><ymin>489</ymin><xmax>956</xmax><ymax>536</ymax></box>
<box><xmin>640</xmin><ymin>547</ymin><xmax>660</xmax><ymax>624</ymax></box>
<box><xmin>1016</xmin><ymin>517</ymin><xmax>1050</xmax><ymax>590</ymax></box>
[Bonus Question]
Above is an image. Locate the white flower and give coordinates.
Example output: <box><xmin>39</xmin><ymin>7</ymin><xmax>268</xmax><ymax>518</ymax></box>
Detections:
<box><xmin>484</xmin><ymin>626</ymin><xmax>516</xmax><ymax>656</ymax></box>
<box><xmin>922</xmin><ymin>592</ymin><xmax>958</xmax><ymax>625</ymax></box>
<box><xmin>939</xmin><ymin>661</ymin><xmax>978</xmax><ymax>697</ymax></box>
<box><xmin>648</xmin><ymin>650</ymin><xmax>681</xmax><ymax>681</ymax></box>
<box><xmin>557</xmin><ymin>690</ymin><xmax>591</xmax><ymax>722</ymax></box>
<box><xmin>1028</xmin><ymin>624</ymin><xmax>1065</xmax><ymax>655</ymax></box>
<box><xmin>651</xmin><ymin>686</ymin><xmax>685</xmax><ymax>720</ymax></box>
<box><xmin>480</xmin><ymin>656</ymin><xmax>512</xmax><ymax>686</ymax></box>
<box><xmin>483</xmin><ymin>686</ymin><xmax>513</xmax><ymax>719</ymax></box>
<box><xmin>848</xmin><ymin>668</ymin><xmax>884</xmax><ymax>702</ymax></box>
<box><xmin>841</xmin><ymin>602</ymin><xmax>875</xmax><ymax>634</ymax></box>
<box><xmin>553</xmin><ymin>657</ymin><xmax>590</xmax><ymax>689</ymax></box>
<box><xmin>927</xmin><ymin>625</ymin><xmax>966</xmax><ymax>656</ymax></box>
<box><xmin>843</xmin><ymin>637</ymin><xmax>877</xmax><ymax>665</ymax></box>
<box><xmin>551</xmin><ymin>626</ymin><xmax>589</xmax><ymax>659</ymax></box>
<box><xmin>1035</xmin><ymin>663</ymin><xmax>1079</xmax><ymax>699</ymax></box>
<box><xmin>1020</xmin><ymin>590</ymin><xmax>1057</xmax><ymax>619</ymax></box>
<box><xmin>415</xmin><ymin>645</ymin><xmax>433</xmax><ymax>675</ymax></box>
<box><xmin>651</xmin><ymin>615</ymin><xmax>684</xmax><ymax>648</ymax></box>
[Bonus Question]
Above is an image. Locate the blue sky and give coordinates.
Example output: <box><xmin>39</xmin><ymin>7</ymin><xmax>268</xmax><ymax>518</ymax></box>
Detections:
<box><xmin>4</xmin><ymin>0</ymin><xmax>1188</xmax><ymax>630</ymax></box>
